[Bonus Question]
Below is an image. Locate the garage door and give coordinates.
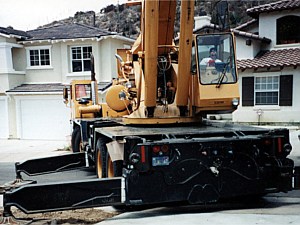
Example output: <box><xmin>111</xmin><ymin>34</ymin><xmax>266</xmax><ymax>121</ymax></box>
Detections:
<box><xmin>0</xmin><ymin>98</ymin><xmax>9</xmax><ymax>138</ymax></box>
<box><xmin>18</xmin><ymin>97</ymin><xmax>70</xmax><ymax>140</ymax></box>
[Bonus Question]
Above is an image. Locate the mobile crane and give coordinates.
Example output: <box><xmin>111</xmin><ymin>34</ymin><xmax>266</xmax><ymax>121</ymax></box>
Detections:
<box><xmin>0</xmin><ymin>0</ymin><xmax>298</xmax><ymax>223</ymax></box>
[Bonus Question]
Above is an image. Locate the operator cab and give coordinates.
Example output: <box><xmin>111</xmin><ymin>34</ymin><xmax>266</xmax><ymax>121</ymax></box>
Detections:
<box><xmin>196</xmin><ymin>33</ymin><xmax>237</xmax><ymax>86</ymax></box>
<box><xmin>193</xmin><ymin>33</ymin><xmax>239</xmax><ymax>113</ymax></box>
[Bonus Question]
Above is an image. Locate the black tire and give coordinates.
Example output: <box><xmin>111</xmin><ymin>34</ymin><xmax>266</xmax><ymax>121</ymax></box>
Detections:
<box><xmin>107</xmin><ymin>153</ymin><xmax>123</xmax><ymax>178</ymax></box>
<box><xmin>95</xmin><ymin>137</ymin><xmax>108</xmax><ymax>178</ymax></box>
<box><xmin>71</xmin><ymin>126</ymin><xmax>81</xmax><ymax>153</ymax></box>
<box><xmin>106</xmin><ymin>154</ymin><xmax>124</xmax><ymax>211</ymax></box>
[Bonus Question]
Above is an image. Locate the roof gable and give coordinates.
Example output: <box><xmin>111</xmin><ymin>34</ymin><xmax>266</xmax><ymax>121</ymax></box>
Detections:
<box><xmin>247</xmin><ymin>0</ymin><xmax>300</xmax><ymax>18</ymax></box>
<box><xmin>26</xmin><ymin>23</ymin><xmax>112</xmax><ymax>41</ymax></box>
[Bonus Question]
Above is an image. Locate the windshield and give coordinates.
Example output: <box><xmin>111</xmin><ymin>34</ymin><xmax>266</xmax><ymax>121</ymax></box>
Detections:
<box><xmin>196</xmin><ymin>33</ymin><xmax>237</xmax><ymax>85</ymax></box>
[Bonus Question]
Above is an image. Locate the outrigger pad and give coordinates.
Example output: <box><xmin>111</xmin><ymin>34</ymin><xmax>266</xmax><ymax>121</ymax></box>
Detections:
<box><xmin>0</xmin><ymin>179</ymin><xmax>36</xmax><ymax>194</ymax></box>
<box><xmin>0</xmin><ymin>215</ymin><xmax>32</xmax><ymax>225</ymax></box>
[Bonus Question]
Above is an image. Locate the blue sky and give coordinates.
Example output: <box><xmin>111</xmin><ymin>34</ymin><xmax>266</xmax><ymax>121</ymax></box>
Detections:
<box><xmin>0</xmin><ymin>0</ymin><xmax>124</xmax><ymax>31</ymax></box>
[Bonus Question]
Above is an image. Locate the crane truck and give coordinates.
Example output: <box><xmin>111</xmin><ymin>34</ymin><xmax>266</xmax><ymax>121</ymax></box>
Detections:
<box><xmin>0</xmin><ymin>0</ymin><xmax>299</xmax><ymax>223</ymax></box>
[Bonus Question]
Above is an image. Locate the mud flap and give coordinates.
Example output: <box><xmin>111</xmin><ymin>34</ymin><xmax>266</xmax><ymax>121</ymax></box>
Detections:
<box><xmin>2</xmin><ymin>177</ymin><xmax>125</xmax><ymax>215</ymax></box>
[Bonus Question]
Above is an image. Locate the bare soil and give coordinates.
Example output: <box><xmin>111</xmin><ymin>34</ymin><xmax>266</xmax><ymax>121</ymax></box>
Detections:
<box><xmin>1</xmin><ymin>207</ymin><xmax>120</xmax><ymax>225</ymax></box>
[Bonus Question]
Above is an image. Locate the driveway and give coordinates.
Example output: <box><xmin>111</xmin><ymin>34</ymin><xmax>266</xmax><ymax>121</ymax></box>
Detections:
<box><xmin>0</xmin><ymin>139</ymin><xmax>70</xmax><ymax>163</ymax></box>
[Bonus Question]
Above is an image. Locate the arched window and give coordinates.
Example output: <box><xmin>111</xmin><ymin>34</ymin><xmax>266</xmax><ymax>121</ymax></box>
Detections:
<box><xmin>277</xmin><ymin>15</ymin><xmax>300</xmax><ymax>45</ymax></box>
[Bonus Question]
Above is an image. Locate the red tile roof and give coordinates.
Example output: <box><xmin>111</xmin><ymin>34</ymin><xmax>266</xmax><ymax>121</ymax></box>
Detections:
<box><xmin>237</xmin><ymin>48</ymin><xmax>300</xmax><ymax>70</ymax></box>
<box><xmin>247</xmin><ymin>0</ymin><xmax>300</xmax><ymax>18</ymax></box>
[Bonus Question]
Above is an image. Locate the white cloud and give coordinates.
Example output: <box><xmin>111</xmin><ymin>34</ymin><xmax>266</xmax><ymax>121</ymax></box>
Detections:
<box><xmin>0</xmin><ymin>0</ymin><xmax>120</xmax><ymax>30</ymax></box>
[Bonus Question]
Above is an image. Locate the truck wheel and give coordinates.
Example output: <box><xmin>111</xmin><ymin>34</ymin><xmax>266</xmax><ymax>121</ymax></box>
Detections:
<box><xmin>71</xmin><ymin>127</ymin><xmax>81</xmax><ymax>153</ymax></box>
<box><xmin>95</xmin><ymin>137</ymin><xmax>108</xmax><ymax>178</ymax></box>
<box><xmin>107</xmin><ymin>153</ymin><xmax>123</xmax><ymax>178</ymax></box>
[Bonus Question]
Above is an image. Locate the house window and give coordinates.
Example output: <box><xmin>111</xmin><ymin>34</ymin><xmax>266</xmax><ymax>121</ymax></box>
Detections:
<box><xmin>71</xmin><ymin>46</ymin><xmax>92</xmax><ymax>72</ymax></box>
<box><xmin>242</xmin><ymin>75</ymin><xmax>293</xmax><ymax>107</ymax></box>
<box><xmin>255</xmin><ymin>76</ymin><xmax>279</xmax><ymax>105</ymax></box>
<box><xmin>26</xmin><ymin>46</ymin><xmax>51</xmax><ymax>68</ymax></box>
<box><xmin>277</xmin><ymin>16</ymin><xmax>300</xmax><ymax>44</ymax></box>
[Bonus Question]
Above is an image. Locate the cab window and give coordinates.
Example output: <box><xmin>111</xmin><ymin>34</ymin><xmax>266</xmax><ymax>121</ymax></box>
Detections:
<box><xmin>196</xmin><ymin>33</ymin><xmax>237</xmax><ymax>85</ymax></box>
<box><xmin>75</xmin><ymin>84</ymin><xmax>92</xmax><ymax>100</ymax></box>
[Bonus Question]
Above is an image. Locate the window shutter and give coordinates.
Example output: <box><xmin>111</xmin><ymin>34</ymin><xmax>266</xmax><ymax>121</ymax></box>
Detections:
<box><xmin>279</xmin><ymin>75</ymin><xmax>293</xmax><ymax>106</ymax></box>
<box><xmin>242</xmin><ymin>77</ymin><xmax>254</xmax><ymax>106</ymax></box>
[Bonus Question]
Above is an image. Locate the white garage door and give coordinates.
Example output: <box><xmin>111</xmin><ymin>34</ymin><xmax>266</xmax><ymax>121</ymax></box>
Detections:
<box><xmin>18</xmin><ymin>97</ymin><xmax>70</xmax><ymax>140</ymax></box>
<box><xmin>0</xmin><ymin>98</ymin><xmax>9</xmax><ymax>138</ymax></box>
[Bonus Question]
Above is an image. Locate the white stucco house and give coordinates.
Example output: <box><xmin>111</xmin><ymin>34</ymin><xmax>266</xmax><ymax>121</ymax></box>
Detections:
<box><xmin>0</xmin><ymin>23</ymin><xmax>134</xmax><ymax>140</ymax></box>
<box><xmin>232</xmin><ymin>0</ymin><xmax>300</xmax><ymax>124</ymax></box>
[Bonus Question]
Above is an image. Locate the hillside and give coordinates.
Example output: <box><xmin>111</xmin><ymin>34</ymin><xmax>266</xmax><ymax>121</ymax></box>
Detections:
<box><xmin>41</xmin><ymin>0</ymin><xmax>277</xmax><ymax>39</ymax></box>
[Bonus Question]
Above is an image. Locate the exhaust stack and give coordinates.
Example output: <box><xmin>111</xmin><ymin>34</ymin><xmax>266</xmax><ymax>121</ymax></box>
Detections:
<box><xmin>90</xmin><ymin>53</ymin><xmax>97</xmax><ymax>105</ymax></box>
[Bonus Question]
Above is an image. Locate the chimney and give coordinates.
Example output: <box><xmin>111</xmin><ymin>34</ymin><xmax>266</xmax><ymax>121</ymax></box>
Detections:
<box><xmin>194</xmin><ymin>15</ymin><xmax>212</xmax><ymax>30</ymax></box>
<box><xmin>91</xmin><ymin>11</ymin><xmax>96</xmax><ymax>27</ymax></box>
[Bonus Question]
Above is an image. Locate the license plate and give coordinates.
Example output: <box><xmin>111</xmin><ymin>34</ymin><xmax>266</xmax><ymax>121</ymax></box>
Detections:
<box><xmin>152</xmin><ymin>156</ymin><xmax>169</xmax><ymax>166</ymax></box>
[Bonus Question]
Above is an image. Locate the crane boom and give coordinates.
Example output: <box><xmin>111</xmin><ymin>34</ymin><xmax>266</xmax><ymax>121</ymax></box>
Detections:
<box><xmin>176</xmin><ymin>0</ymin><xmax>195</xmax><ymax>113</ymax></box>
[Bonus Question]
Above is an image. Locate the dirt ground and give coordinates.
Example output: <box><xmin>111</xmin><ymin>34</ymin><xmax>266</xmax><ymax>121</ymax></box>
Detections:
<box><xmin>0</xmin><ymin>207</ymin><xmax>120</xmax><ymax>225</ymax></box>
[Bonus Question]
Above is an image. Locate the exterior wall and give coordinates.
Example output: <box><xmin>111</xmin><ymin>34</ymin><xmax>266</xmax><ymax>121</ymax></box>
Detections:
<box><xmin>99</xmin><ymin>37</ymin><xmax>131</xmax><ymax>82</ymax></box>
<box><xmin>7</xmin><ymin>95</ymin><xmax>17</xmax><ymax>139</ymax></box>
<box><xmin>235</xmin><ymin>36</ymin><xmax>264</xmax><ymax>60</ymax></box>
<box><xmin>236</xmin><ymin>37</ymin><xmax>251</xmax><ymax>59</ymax></box>
<box><xmin>259</xmin><ymin>9</ymin><xmax>300</xmax><ymax>49</ymax></box>
<box><xmin>12</xmin><ymin>47</ymin><xmax>26</xmax><ymax>72</ymax></box>
<box><xmin>233</xmin><ymin>68</ymin><xmax>300</xmax><ymax>124</ymax></box>
<box><xmin>0</xmin><ymin>96</ymin><xmax>9</xmax><ymax>139</ymax></box>
<box><xmin>0</xmin><ymin>73</ymin><xmax>25</xmax><ymax>93</ymax></box>
<box><xmin>0</xmin><ymin>37</ymin><xmax>25</xmax><ymax>74</ymax></box>
<box><xmin>23</xmin><ymin>43</ymin><xmax>62</xmax><ymax>83</ymax></box>
<box><xmin>99</xmin><ymin>38</ymin><xmax>113</xmax><ymax>82</ymax></box>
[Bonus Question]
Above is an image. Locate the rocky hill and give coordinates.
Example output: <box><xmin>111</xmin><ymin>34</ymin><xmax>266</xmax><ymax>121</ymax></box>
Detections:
<box><xmin>41</xmin><ymin>0</ymin><xmax>277</xmax><ymax>39</ymax></box>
